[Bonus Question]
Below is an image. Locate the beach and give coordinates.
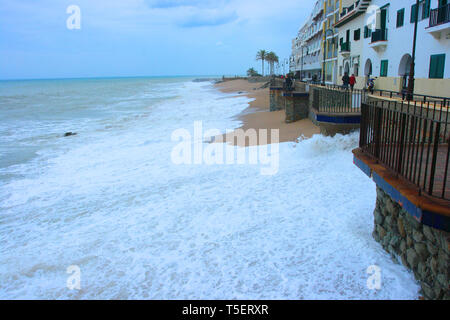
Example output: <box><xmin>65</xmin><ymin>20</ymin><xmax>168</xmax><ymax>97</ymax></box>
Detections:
<box><xmin>214</xmin><ymin>79</ymin><xmax>319</xmax><ymax>146</ymax></box>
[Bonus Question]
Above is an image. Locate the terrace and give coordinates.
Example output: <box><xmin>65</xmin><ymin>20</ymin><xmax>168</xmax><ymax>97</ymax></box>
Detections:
<box><xmin>427</xmin><ymin>3</ymin><xmax>450</xmax><ymax>39</ymax></box>
<box><xmin>354</xmin><ymin>99</ymin><xmax>450</xmax><ymax>231</ymax></box>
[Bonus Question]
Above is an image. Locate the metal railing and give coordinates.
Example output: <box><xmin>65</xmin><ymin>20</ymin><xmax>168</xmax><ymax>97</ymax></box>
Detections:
<box><xmin>429</xmin><ymin>3</ymin><xmax>450</xmax><ymax>27</ymax></box>
<box><xmin>340</xmin><ymin>41</ymin><xmax>351</xmax><ymax>52</ymax></box>
<box><xmin>371</xmin><ymin>88</ymin><xmax>448</xmax><ymax>105</ymax></box>
<box><xmin>313</xmin><ymin>85</ymin><xmax>367</xmax><ymax>113</ymax></box>
<box><xmin>359</xmin><ymin>100</ymin><xmax>450</xmax><ymax>200</ymax></box>
<box><xmin>371</xmin><ymin>28</ymin><xmax>388</xmax><ymax>43</ymax></box>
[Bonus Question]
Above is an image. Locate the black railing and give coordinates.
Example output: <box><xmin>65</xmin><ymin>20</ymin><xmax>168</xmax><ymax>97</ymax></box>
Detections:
<box><xmin>371</xmin><ymin>88</ymin><xmax>448</xmax><ymax>105</ymax></box>
<box><xmin>340</xmin><ymin>41</ymin><xmax>351</xmax><ymax>52</ymax></box>
<box><xmin>429</xmin><ymin>4</ymin><xmax>450</xmax><ymax>27</ymax></box>
<box><xmin>313</xmin><ymin>85</ymin><xmax>366</xmax><ymax>113</ymax></box>
<box><xmin>359</xmin><ymin>100</ymin><xmax>450</xmax><ymax>200</ymax></box>
<box><xmin>371</xmin><ymin>28</ymin><xmax>388</xmax><ymax>43</ymax></box>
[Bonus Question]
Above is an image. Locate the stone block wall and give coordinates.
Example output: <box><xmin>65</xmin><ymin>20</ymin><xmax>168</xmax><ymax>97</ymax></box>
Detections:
<box><xmin>373</xmin><ymin>187</ymin><xmax>450</xmax><ymax>299</ymax></box>
<box><xmin>285</xmin><ymin>95</ymin><xmax>309</xmax><ymax>123</ymax></box>
<box><xmin>269</xmin><ymin>90</ymin><xmax>284</xmax><ymax>112</ymax></box>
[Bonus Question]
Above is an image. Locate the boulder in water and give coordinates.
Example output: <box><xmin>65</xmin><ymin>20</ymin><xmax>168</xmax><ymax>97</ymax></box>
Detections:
<box><xmin>64</xmin><ymin>132</ymin><xmax>77</xmax><ymax>137</ymax></box>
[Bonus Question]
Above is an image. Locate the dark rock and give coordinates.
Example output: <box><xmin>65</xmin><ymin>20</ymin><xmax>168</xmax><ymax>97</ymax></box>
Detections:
<box><xmin>407</xmin><ymin>248</ymin><xmax>419</xmax><ymax>269</ymax></box>
<box><xmin>374</xmin><ymin>209</ymin><xmax>384</xmax><ymax>225</ymax></box>
<box><xmin>414</xmin><ymin>243</ymin><xmax>429</xmax><ymax>261</ymax></box>
<box><xmin>64</xmin><ymin>132</ymin><xmax>77</xmax><ymax>137</ymax></box>
<box><xmin>421</xmin><ymin>282</ymin><xmax>435</xmax><ymax>299</ymax></box>
<box><xmin>426</xmin><ymin>242</ymin><xmax>439</xmax><ymax>256</ymax></box>
<box><xmin>423</xmin><ymin>225</ymin><xmax>435</xmax><ymax>243</ymax></box>
<box><xmin>412</xmin><ymin>229</ymin><xmax>424</xmax><ymax>243</ymax></box>
<box><xmin>397</xmin><ymin>218</ymin><xmax>406</xmax><ymax>238</ymax></box>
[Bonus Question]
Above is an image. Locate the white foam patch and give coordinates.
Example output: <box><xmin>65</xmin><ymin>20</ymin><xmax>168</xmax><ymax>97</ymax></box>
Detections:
<box><xmin>0</xmin><ymin>80</ymin><xmax>420</xmax><ymax>299</ymax></box>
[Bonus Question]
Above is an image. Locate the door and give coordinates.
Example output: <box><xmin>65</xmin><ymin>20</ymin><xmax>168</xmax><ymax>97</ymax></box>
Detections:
<box><xmin>380</xmin><ymin>8</ymin><xmax>387</xmax><ymax>31</ymax></box>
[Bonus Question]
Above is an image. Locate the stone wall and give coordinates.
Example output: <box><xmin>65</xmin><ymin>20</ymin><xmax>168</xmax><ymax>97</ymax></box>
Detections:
<box><xmin>285</xmin><ymin>95</ymin><xmax>309</xmax><ymax>123</ymax></box>
<box><xmin>373</xmin><ymin>187</ymin><xmax>450</xmax><ymax>300</ymax></box>
<box><xmin>269</xmin><ymin>90</ymin><xmax>284</xmax><ymax>112</ymax></box>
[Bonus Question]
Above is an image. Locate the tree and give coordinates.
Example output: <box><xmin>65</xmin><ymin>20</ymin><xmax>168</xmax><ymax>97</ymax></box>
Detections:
<box><xmin>246</xmin><ymin>68</ymin><xmax>260</xmax><ymax>77</ymax></box>
<box><xmin>256</xmin><ymin>50</ymin><xmax>267</xmax><ymax>76</ymax></box>
<box><xmin>266</xmin><ymin>52</ymin><xmax>279</xmax><ymax>75</ymax></box>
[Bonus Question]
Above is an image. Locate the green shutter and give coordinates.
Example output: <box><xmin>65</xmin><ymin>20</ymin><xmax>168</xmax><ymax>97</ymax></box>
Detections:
<box><xmin>364</xmin><ymin>26</ymin><xmax>368</xmax><ymax>38</ymax></box>
<box><xmin>397</xmin><ymin>9</ymin><xmax>405</xmax><ymax>27</ymax></box>
<box><xmin>380</xmin><ymin>60</ymin><xmax>388</xmax><ymax>77</ymax></box>
<box><xmin>411</xmin><ymin>4</ymin><xmax>417</xmax><ymax>23</ymax></box>
<box><xmin>422</xmin><ymin>0</ymin><xmax>430</xmax><ymax>19</ymax></box>
<box><xmin>429</xmin><ymin>54</ymin><xmax>446</xmax><ymax>79</ymax></box>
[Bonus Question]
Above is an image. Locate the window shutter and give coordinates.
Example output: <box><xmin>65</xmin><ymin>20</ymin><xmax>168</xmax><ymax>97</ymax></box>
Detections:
<box><xmin>422</xmin><ymin>0</ymin><xmax>430</xmax><ymax>19</ymax></box>
<box><xmin>411</xmin><ymin>4</ymin><xmax>418</xmax><ymax>23</ymax></box>
<box><xmin>429</xmin><ymin>54</ymin><xmax>445</xmax><ymax>79</ymax></box>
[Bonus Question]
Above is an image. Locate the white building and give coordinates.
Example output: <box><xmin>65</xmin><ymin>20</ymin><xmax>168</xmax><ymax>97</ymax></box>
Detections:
<box><xmin>359</xmin><ymin>0</ymin><xmax>450</xmax><ymax>97</ymax></box>
<box><xmin>290</xmin><ymin>0</ymin><xmax>325</xmax><ymax>81</ymax></box>
<box><xmin>335</xmin><ymin>0</ymin><xmax>372</xmax><ymax>89</ymax></box>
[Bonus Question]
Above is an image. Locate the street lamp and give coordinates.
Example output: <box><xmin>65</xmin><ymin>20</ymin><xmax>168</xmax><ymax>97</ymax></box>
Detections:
<box><xmin>322</xmin><ymin>28</ymin><xmax>335</xmax><ymax>86</ymax></box>
<box><xmin>407</xmin><ymin>0</ymin><xmax>420</xmax><ymax>101</ymax></box>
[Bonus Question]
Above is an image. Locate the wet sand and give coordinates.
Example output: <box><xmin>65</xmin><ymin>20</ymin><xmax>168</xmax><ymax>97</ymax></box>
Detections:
<box><xmin>214</xmin><ymin>79</ymin><xmax>319</xmax><ymax>146</ymax></box>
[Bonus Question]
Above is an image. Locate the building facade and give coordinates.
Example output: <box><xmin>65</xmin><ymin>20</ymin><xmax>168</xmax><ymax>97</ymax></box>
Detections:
<box><xmin>292</xmin><ymin>0</ymin><xmax>450</xmax><ymax>96</ymax></box>
<box><xmin>290</xmin><ymin>0</ymin><xmax>325</xmax><ymax>81</ymax></box>
<box><xmin>359</xmin><ymin>0</ymin><xmax>450</xmax><ymax>97</ymax></box>
<box><xmin>335</xmin><ymin>0</ymin><xmax>372</xmax><ymax>88</ymax></box>
<box><xmin>323</xmin><ymin>0</ymin><xmax>341</xmax><ymax>84</ymax></box>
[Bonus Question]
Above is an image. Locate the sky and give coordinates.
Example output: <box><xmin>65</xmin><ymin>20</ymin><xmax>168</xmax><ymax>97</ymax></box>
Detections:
<box><xmin>0</xmin><ymin>0</ymin><xmax>314</xmax><ymax>80</ymax></box>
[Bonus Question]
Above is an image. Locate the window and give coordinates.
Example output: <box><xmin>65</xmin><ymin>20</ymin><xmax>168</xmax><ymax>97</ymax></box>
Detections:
<box><xmin>397</xmin><ymin>8</ymin><xmax>405</xmax><ymax>27</ymax></box>
<box><xmin>411</xmin><ymin>0</ymin><xmax>431</xmax><ymax>22</ymax></box>
<box><xmin>354</xmin><ymin>29</ymin><xmax>361</xmax><ymax>41</ymax></box>
<box><xmin>411</xmin><ymin>3</ymin><xmax>418</xmax><ymax>23</ymax></box>
<box><xmin>364</xmin><ymin>26</ymin><xmax>372</xmax><ymax>38</ymax></box>
<box><xmin>429</xmin><ymin>54</ymin><xmax>446</xmax><ymax>79</ymax></box>
<box><xmin>380</xmin><ymin>60</ymin><xmax>389</xmax><ymax>77</ymax></box>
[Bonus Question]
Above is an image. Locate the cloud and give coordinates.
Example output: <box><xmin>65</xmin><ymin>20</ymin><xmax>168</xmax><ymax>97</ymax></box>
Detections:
<box><xmin>178</xmin><ymin>9</ymin><xmax>238</xmax><ymax>28</ymax></box>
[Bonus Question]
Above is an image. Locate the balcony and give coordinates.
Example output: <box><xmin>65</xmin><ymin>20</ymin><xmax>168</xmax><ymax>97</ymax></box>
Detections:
<box><xmin>340</xmin><ymin>41</ymin><xmax>351</xmax><ymax>57</ymax></box>
<box><xmin>427</xmin><ymin>4</ymin><xmax>450</xmax><ymax>39</ymax></box>
<box><xmin>335</xmin><ymin>0</ymin><xmax>371</xmax><ymax>28</ymax></box>
<box><xmin>369</xmin><ymin>29</ymin><xmax>388</xmax><ymax>51</ymax></box>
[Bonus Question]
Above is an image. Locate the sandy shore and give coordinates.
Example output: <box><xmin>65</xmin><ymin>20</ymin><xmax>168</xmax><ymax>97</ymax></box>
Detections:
<box><xmin>214</xmin><ymin>79</ymin><xmax>319</xmax><ymax>146</ymax></box>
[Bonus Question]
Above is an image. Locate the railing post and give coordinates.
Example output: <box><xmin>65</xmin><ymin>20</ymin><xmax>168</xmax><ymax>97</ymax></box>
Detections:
<box><xmin>374</xmin><ymin>106</ymin><xmax>383</xmax><ymax>158</ymax></box>
<box><xmin>396</xmin><ymin>113</ymin><xmax>407</xmax><ymax>174</ymax></box>
<box><xmin>428</xmin><ymin>122</ymin><xmax>441</xmax><ymax>196</ymax></box>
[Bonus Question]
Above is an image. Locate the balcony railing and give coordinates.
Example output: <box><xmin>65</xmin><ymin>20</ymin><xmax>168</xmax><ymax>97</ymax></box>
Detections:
<box><xmin>371</xmin><ymin>29</ymin><xmax>388</xmax><ymax>43</ymax></box>
<box><xmin>429</xmin><ymin>4</ymin><xmax>450</xmax><ymax>28</ymax></box>
<box><xmin>340</xmin><ymin>41</ymin><xmax>351</xmax><ymax>52</ymax></box>
<box><xmin>312</xmin><ymin>85</ymin><xmax>367</xmax><ymax>113</ymax></box>
<box><xmin>359</xmin><ymin>99</ymin><xmax>450</xmax><ymax>200</ymax></box>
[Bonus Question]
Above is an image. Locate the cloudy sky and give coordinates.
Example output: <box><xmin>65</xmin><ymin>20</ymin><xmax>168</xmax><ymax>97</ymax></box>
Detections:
<box><xmin>0</xmin><ymin>0</ymin><xmax>313</xmax><ymax>79</ymax></box>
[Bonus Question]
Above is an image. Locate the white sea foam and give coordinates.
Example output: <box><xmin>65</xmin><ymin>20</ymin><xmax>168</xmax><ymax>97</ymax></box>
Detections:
<box><xmin>0</xmin><ymin>78</ymin><xmax>420</xmax><ymax>299</ymax></box>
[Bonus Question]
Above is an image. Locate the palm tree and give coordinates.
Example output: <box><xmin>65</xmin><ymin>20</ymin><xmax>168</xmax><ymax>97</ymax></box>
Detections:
<box><xmin>256</xmin><ymin>50</ymin><xmax>267</xmax><ymax>76</ymax></box>
<box><xmin>246</xmin><ymin>67</ymin><xmax>259</xmax><ymax>77</ymax></box>
<box><xmin>265</xmin><ymin>52</ymin><xmax>279</xmax><ymax>75</ymax></box>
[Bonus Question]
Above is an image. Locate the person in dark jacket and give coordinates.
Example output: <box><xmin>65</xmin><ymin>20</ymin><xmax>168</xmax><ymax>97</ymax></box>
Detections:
<box><xmin>285</xmin><ymin>74</ymin><xmax>293</xmax><ymax>91</ymax></box>
<box><xmin>342</xmin><ymin>72</ymin><xmax>350</xmax><ymax>89</ymax></box>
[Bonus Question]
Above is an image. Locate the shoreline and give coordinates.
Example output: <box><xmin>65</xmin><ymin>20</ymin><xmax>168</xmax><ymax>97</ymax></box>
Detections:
<box><xmin>213</xmin><ymin>79</ymin><xmax>319</xmax><ymax>147</ymax></box>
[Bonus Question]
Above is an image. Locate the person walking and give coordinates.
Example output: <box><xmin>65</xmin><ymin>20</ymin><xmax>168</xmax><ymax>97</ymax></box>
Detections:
<box><xmin>342</xmin><ymin>72</ymin><xmax>350</xmax><ymax>89</ymax></box>
<box><xmin>349</xmin><ymin>74</ymin><xmax>356</xmax><ymax>91</ymax></box>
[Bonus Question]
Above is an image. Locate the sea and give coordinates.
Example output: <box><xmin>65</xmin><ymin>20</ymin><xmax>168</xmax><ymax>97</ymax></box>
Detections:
<box><xmin>0</xmin><ymin>77</ymin><xmax>420</xmax><ymax>299</ymax></box>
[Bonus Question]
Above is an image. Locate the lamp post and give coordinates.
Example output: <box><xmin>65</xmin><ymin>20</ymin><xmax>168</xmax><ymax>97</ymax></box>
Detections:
<box><xmin>406</xmin><ymin>0</ymin><xmax>420</xmax><ymax>101</ymax></box>
<box><xmin>322</xmin><ymin>28</ymin><xmax>335</xmax><ymax>86</ymax></box>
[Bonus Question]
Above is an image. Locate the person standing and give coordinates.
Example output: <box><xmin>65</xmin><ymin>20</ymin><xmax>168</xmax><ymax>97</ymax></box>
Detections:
<box><xmin>342</xmin><ymin>72</ymin><xmax>350</xmax><ymax>89</ymax></box>
<box><xmin>349</xmin><ymin>74</ymin><xmax>356</xmax><ymax>91</ymax></box>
